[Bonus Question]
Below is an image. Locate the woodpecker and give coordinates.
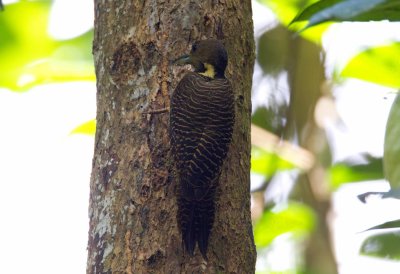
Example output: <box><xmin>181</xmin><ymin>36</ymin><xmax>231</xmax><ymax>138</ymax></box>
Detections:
<box><xmin>170</xmin><ymin>39</ymin><xmax>235</xmax><ymax>259</ymax></box>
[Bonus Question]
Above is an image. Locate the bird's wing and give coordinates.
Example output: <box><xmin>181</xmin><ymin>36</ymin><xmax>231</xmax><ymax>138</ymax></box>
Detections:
<box><xmin>170</xmin><ymin>72</ymin><xmax>234</xmax><ymax>198</ymax></box>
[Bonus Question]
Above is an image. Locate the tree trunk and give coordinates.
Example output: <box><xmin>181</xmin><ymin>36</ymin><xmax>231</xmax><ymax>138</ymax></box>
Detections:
<box><xmin>87</xmin><ymin>1</ymin><xmax>256</xmax><ymax>273</ymax></box>
<box><xmin>288</xmin><ymin>37</ymin><xmax>338</xmax><ymax>274</ymax></box>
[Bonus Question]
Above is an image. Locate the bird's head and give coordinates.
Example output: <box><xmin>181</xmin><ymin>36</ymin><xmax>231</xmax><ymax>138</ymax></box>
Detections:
<box><xmin>174</xmin><ymin>39</ymin><xmax>228</xmax><ymax>79</ymax></box>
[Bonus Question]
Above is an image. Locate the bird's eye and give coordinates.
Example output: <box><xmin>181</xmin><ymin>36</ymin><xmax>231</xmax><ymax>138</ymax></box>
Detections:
<box><xmin>191</xmin><ymin>44</ymin><xmax>198</xmax><ymax>52</ymax></box>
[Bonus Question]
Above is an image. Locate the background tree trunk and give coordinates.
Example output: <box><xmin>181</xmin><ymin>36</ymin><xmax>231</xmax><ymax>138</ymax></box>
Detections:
<box><xmin>289</xmin><ymin>36</ymin><xmax>338</xmax><ymax>274</ymax></box>
<box><xmin>87</xmin><ymin>1</ymin><xmax>256</xmax><ymax>273</ymax></box>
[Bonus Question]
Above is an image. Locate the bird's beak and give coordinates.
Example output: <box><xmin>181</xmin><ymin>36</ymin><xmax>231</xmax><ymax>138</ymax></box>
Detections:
<box><xmin>173</xmin><ymin>54</ymin><xmax>191</xmax><ymax>66</ymax></box>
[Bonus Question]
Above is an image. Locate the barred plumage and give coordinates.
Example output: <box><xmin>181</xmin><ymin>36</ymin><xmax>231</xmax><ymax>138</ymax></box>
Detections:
<box><xmin>170</xmin><ymin>40</ymin><xmax>234</xmax><ymax>259</ymax></box>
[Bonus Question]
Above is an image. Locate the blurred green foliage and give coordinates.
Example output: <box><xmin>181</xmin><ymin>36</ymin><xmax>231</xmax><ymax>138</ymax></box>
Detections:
<box><xmin>342</xmin><ymin>43</ymin><xmax>400</xmax><ymax>88</ymax></box>
<box><xmin>353</xmin><ymin>93</ymin><xmax>400</xmax><ymax>261</ymax></box>
<box><xmin>254</xmin><ymin>202</ymin><xmax>316</xmax><ymax>248</ymax></box>
<box><xmin>0</xmin><ymin>1</ymin><xmax>94</xmax><ymax>91</ymax></box>
<box><xmin>291</xmin><ymin>0</ymin><xmax>400</xmax><ymax>30</ymax></box>
<box><xmin>365</xmin><ymin>219</ymin><xmax>400</xmax><ymax>231</ymax></box>
<box><xmin>360</xmin><ymin>232</ymin><xmax>400</xmax><ymax>260</ymax></box>
<box><xmin>260</xmin><ymin>0</ymin><xmax>317</xmax><ymax>25</ymax></box>
<box><xmin>257</xmin><ymin>0</ymin><xmax>400</xmax><ymax>269</ymax></box>
<box><xmin>252</xmin><ymin>146</ymin><xmax>295</xmax><ymax>178</ymax></box>
<box><xmin>384</xmin><ymin>94</ymin><xmax>400</xmax><ymax>189</ymax></box>
<box><xmin>2</xmin><ymin>0</ymin><xmax>400</xmax><ymax>269</ymax></box>
<box><xmin>259</xmin><ymin>0</ymin><xmax>329</xmax><ymax>42</ymax></box>
<box><xmin>328</xmin><ymin>158</ymin><xmax>384</xmax><ymax>189</ymax></box>
<box><xmin>70</xmin><ymin>119</ymin><xmax>96</xmax><ymax>136</ymax></box>
<box><xmin>257</xmin><ymin>25</ymin><xmax>289</xmax><ymax>76</ymax></box>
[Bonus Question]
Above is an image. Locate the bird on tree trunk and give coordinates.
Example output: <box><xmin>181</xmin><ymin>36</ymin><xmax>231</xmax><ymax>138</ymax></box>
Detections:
<box><xmin>170</xmin><ymin>39</ymin><xmax>235</xmax><ymax>259</ymax></box>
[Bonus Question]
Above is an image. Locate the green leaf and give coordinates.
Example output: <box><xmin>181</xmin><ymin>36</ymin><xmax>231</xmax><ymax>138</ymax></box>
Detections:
<box><xmin>328</xmin><ymin>158</ymin><xmax>383</xmax><ymax>189</ymax></box>
<box><xmin>0</xmin><ymin>1</ymin><xmax>54</xmax><ymax>89</ymax></box>
<box><xmin>18</xmin><ymin>58</ymin><xmax>95</xmax><ymax>89</ymax></box>
<box><xmin>260</xmin><ymin>0</ymin><xmax>317</xmax><ymax>25</ymax></box>
<box><xmin>70</xmin><ymin>119</ymin><xmax>96</xmax><ymax>136</ymax></box>
<box><xmin>256</xmin><ymin>25</ymin><xmax>289</xmax><ymax>76</ymax></box>
<box><xmin>358</xmin><ymin>189</ymin><xmax>400</xmax><ymax>202</ymax></box>
<box><xmin>252</xmin><ymin>104</ymin><xmax>287</xmax><ymax>134</ymax></box>
<box><xmin>254</xmin><ymin>202</ymin><xmax>316</xmax><ymax>248</ymax></box>
<box><xmin>0</xmin><ymin>2</ymin><xmax>94</xmax><ymax>91</ymax></box>
<box><xmin>341</xmin><ymin>43</ymin><xmax>400</xmax><ymax>88</ymax></box>
<box><xmin>384</xmin><ymin>94</ymin><xmax>400</xmax><ymax>188</ymax></box>
<box><xmin>364</xmin><ymin>219</ymin><xmax>400</xmax><ymax>231</ymax></box>
<box><xmin>291</xmin><ymin>0</ymin><xmax>400</xmax><ymax>30</ymax></box>
<box><xmin>360</xmin><ymin>231</ymin><xmax>400</xmax><ymax>260</ymax></box>
<box><xmin>259</xmin><ymin>0</ymin><xmax>327</xmax><ymax>42</ymax></box>
<box><xmin>251</xmin><ymin>146</ymin><xmax>295</xmax><ymax>177</ymax></box>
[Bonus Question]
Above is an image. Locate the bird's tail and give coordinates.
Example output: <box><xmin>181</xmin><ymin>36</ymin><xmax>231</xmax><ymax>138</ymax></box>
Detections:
<box><xmin>178</xmin><ymin>196</ymin><xmax>215</xmax><ymax>260</ymax></box>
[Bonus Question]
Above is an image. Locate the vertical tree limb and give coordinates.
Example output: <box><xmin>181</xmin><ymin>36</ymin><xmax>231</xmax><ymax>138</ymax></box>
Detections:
<box><xmin>87</xmin><ymin>1</ymin><xmax>256</xmax><ymax>273</ymax></box>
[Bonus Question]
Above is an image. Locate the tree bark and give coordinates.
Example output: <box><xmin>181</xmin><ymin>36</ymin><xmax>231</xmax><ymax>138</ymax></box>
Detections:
<box><xmin>288</xmin><ymin>36</ymin><xmax>338</xmax><ymax>274</ymax></box>
<box><xmin>87</xmin><ymin>1</ymin><xmax>256</xmax><ymax>273</ymax></box>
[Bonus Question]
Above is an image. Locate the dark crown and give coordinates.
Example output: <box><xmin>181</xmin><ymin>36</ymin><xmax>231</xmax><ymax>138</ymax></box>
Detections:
<box><xmin>190</xmin><ymin>39</ymin><xmax>228</xmax><ymax>77</ymax></box>
<box><xmin>174</xmin><ymin>39</ymin><xmax>228</xmax><ymax>78</ymax></box>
